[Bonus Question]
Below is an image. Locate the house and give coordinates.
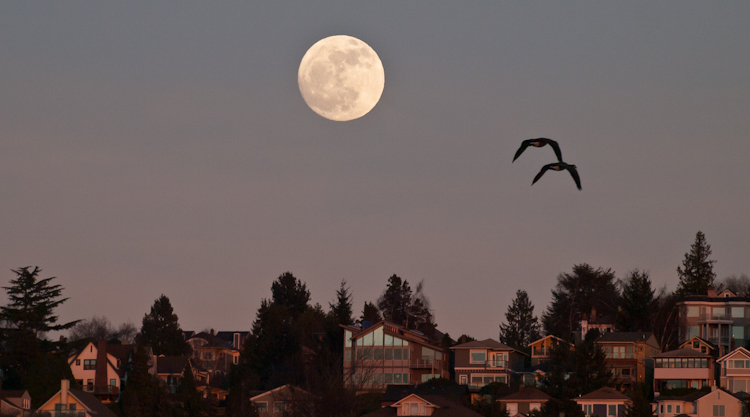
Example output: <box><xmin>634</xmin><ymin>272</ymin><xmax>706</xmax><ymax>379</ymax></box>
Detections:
<box><xmin>342</xmin><ymin>322</ymin><xmax>449</xmax><ymax>391</ymax></box>
<box><xmin>450</xmin><ymin>339</ymin><xmax>526</xmax><ymax>390</ymax></box>
<box><xmin>155</xmin><ymin>355</ymin><xmax>193</xmax><ymax>394</ymax></box>
<box><xmin>67</xmin><ymin>339</ymin><xmax>132</xmax><ymax>401</ymax></box>
<box><xmin>596</xmin><ymin>332</ymin><xmax>661</xmax><ymax>391</ymax></box>
<box><xmin>574</xmin><ymin>387</ymin><xmax>631</xmax><ymax>417</ymax></box>
<box><xmin>579</xmin><ymin>306</ymin><xmax>615</xmax><ymax>341</ymax></box>
<box><xmin>717</xmin><ymin>346</ymin><xmax>750</xmax><ymax>394</ymax></box>
<box><xmin>651</xmin><ymin>391</ymin><xmax>705</xmax><ymax>417</ymax></box>
<box><xmin>186</xmin><ymin>330</ymin><xmax>241</xmax><ymax>378</ymax></box>
<box><xmin>249</xmin><ymin>385</ymin><xmax>314</xmax><ymax>416</ymax></box>
<box><xmin>528</xmin><ymin>335</ymin><xmax>572</xmax><ymax>366</ymax></box>
<box><xmin>653</xmin><ymin>386</ymin><xmax>744</xmax><ymax>417</ymax></box>
<box><xmin>380</xmin><ymin>384</ymin><xmax>469</xmax><ymax>407</ymax></box>
<box><xmin>0</xmin><ymin>389</ymin><xmax>31</xmax><ymax>417</ymax></box>
<box><xmin>679</xmin><ymin>336</ymin><xmax>718</xmax><ymax>357</ymax></box>
<box><xmin>215</xmin><ymin>331</ymin><xmax>250</xmax><ymax>351</ymax></box>
<box><xmin>361</xmin><ymin>393</ymin><xmax>483</xmax><ymax>417</ymax></box>
<box><xmin>677</xmin><ymin>288</ymin><xmax>750</xmax><ymax>357</ymax></box>
<box><xmin>653</xmin><ymin>348</ymin><xmax>715</xmax><ymax>394</ymax></box>
<box><xmin>497</xmin><ymin>386</ymin><xmax>551</xmax><ymax>416</ymax></box>
<box><xmin>35</xmin><ymin>380</ymin><xmax>117</xmax><ymax>417</ymax></box>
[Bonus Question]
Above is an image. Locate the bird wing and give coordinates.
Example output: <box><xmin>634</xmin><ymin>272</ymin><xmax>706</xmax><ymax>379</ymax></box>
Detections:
<box><xmin>512</xmin><ymin>139</ymin><xmax>533</xmax><ymax>162</ymax></box>
<box><xmin>532</xmin><ymin>163</ymin><xmax>554</xmax><ymax>185</ymax></box>
<box><xmin>544</xmin><ymin>139</ymin><xmax>563</xmax><ymax>162</ymax></box>
<box><xmin>565</xmin><ymin>165</ymin><xmax>582</xmax><ymax>190</ymax></box>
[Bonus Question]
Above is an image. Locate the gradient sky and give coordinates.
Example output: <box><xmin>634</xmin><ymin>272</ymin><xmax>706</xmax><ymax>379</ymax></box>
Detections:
<box><xmin>2</xmin><ymin>2</ymin><xmax>749</xmax><ymax>341</ymax></box>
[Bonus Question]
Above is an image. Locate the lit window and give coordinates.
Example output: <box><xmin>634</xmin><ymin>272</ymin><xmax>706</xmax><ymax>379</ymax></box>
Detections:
<box><xmin>256</xmin><ymin>402</ymin><xmax>267</xmax><ymax>414</ymax></box>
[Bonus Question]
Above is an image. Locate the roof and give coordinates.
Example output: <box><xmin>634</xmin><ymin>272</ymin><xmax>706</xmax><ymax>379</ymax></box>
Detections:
<box><xmin>106</xmin><ymin>343</ymin><xmax>134</xmax><ymax>360</ymax></box>
<box><xmin>451</xmin><ymin>338</ymin><xmax>520</xmax><ymax>353</ymax></box>
<box><xmin>347</xmin><ymin>321</ymin><xmax>444</xmax><ymax>349</ymax></box>
<box><xmin>0</xmin><ymin>391</ymin><xmax>28</xmax><ymax>400</ymax></box>
<box><xmin>598</xmin><ymin>332</ymin><xmax>654</xmax><ymax>343</ymax></box>
<box><xmin>528</xmin><ymin>335</ymin><xmax>569</xmax><ymax>346</ymax></box>
<box><xmin>216</xmin><ymin>331</ymin><xmax>250</xmax><ymax>344</ymax></box>
<box><xmin>69</xmin><ymin>389</ymin><xmax>118</xmax><ymax>417</ymax></box>
<box><xmin>156</xmin><ymin>356</ymin><xmax>190</xmax><ymax>374</ymax></box>
<box><xmin>498</xmin><ymin>387</ymin><xmax>552</xmax><ymax>402</ymax></box>
<box><xmin>679</xmin><ymin>295</ymin><xmax>750</xmax><ymax>303</ymax></box>
<box><xmin>382</xmin><ymin>384</ymin><xmax>468</xmax><ymax>403</ymax></box>
<box><xmin>680</xmin><ymin>336</ymin><xmax>717</xmax><ymax>350</ymax></box>
<box><xmin>576</xmin><ymin>387</ymin><xmax>631</xmax><ymax>401</ymax></box>
<box><xmin>362</xmin><ymin>394</ymin><xmax>482</xmax><ymax>417</ymax></box>
<box><xmin>654</xmin><ymin>348</ymin><xmax>713</xmax><ymax>358</ymax></box>
<box><xmin>717</xmin><ymin>346</ymin><xmax>750</xmax><ymax>363</ymax></box>
<box><xmin>653</xmin><ymin>391</ymin><xmax>708</xmax><ymax>402</ymax></box>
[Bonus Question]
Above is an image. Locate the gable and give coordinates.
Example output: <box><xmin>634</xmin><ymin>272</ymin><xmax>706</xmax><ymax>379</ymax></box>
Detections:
<box><xmin>718</xmin><ymin>347</ymin><xmax>750</xmax><ymax>364</ymax></box>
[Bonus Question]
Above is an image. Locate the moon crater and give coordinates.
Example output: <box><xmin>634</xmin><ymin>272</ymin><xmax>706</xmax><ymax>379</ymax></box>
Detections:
<box><xmin>298</xmin><ymin>35</ymin><xmax>385</xmax><ymax>121</ymax></box>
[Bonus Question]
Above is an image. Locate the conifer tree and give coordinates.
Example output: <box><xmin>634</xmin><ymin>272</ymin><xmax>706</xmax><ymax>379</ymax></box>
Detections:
<box><xmin>616</xmin><ymin>270</ymin><xmax>656</xmax><ymax>332</ymax></box>
<box><xmin>140</xmin><ymin>295</ymin><xmax>190</xmax><ymax>356</ymax></box>
<box><xmin>499</xmin><ymin>290</ymin><xmax>541</xmax><ymax>352</ymax></box>
<box><xmin>360</xmin><ymin>302</ymin><xmax>382</xmax><ymax>324</ymax></box>
<box><xmin>328</xmin><ymin>279</ymin><xmax>353</xmax><ymax>326</ymax></box>
<box><xmin>676</xmin><ymin>231</ymin><xmax>717</xmax><ymax>296</ymax></box>
<box><xmin>570</xmin><ymin>330</ymin><xmax>614</xmax><ymax>396</ymax></box>
<box><xmin>623</xmin><ymin>383</ymin><xmax>655</xmax><ymax>417</ymax></box>
<box><xmin>177</xmin><ymin>362</ymin><xmax>205</xmax><ymax>417</ymax></box>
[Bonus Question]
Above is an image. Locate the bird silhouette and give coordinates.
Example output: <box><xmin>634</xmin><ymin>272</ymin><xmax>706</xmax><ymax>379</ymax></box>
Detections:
<box><xmin>513</xmin><ymin>138</ymin><xmax>563</xmax><ymax>163</ymax></box>
<box><xmin>532</xmin><ymin>162</ymin><xmax>581</xmax><ymax>190</ymax></box>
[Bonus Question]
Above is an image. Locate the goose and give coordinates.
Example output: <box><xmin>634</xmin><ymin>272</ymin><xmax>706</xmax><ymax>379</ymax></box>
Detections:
<box><xmin>532</xmin><ymin>162</ymin><xmax>581</xmax><ymax>190</ymax></box>
<box><xmin>513</xmin><ymin>138</ymin><xmax>563</xmax><ymax>163</ymax></box>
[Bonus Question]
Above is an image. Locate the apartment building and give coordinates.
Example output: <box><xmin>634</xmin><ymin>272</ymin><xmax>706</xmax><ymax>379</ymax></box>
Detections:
<box><xmin>450</xmin><ymin>339</ymin><xmax>525</xmax><ymax>390</ymax></box>
<box><xmin>653</xmin><ymin>348</ymin><xmax>715</xmax><ymax>394</ymax></box>
<box><xmin>678</xmin><ymin>288</ymin><xmax>750</xmax><ymax>357</ymax></box>
<box><xmin>597</xmin><ymin>332</ymin><xmax>661</xmax><ymax>391</ymax></box>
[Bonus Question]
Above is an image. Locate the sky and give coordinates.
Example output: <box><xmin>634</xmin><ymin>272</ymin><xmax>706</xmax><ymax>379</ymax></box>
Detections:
<box><xmin>1</xmin><ymin>2</ymin><xmax>749</xmax><ymax>341</ymax></box>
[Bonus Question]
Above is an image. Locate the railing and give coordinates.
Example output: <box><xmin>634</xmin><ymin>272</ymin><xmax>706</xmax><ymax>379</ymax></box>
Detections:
<box><xmin>82</xmin><ymin>385</ymin><xmax>120</xmax><ymax>395</ymax></box>
<box><xmin>485</xmin><ymin>359</ymin><xmax>507</xmax><ymax>369</ymax></box>
<box><xmin>699</xmin><ymin>313</ymin><xmax>731</xmax><ymax>321</ymax></box>
<box><xmin>410</xmin><ymin>359</ymin><xmax>442</xmax><ymax>369</ymax></box>
<box><xmin>708</xmin><ymin>337</ymin><xmax>731</xmax><ymax>345</ymax></box>
<box><xmin>532</xmin><ymin>348</ymin><xmax>547</xmax><ymax>356</ymax></box>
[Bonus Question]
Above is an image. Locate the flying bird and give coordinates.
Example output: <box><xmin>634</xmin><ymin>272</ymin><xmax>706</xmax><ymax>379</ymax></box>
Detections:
<box><xmin>532</xmin><ymin>162</ymin><xmax>582</xmax><ymax>190</ymax></box>
<box><xmin>513</xmin><ymin>138</ymin><xmax>563</xmax><ymax>163</ymax></box>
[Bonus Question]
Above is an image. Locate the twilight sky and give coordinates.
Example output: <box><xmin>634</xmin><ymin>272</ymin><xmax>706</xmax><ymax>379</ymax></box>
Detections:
<box><xmin>1</xmin><ymin>2</ymin><xmax>749</xmax><ymax>341</ymax></box>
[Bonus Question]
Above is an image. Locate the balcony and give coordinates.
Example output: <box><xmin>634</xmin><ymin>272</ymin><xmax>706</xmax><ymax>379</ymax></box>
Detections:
<box><xmin>485</xmin><ymin>359</ymin><xmax>507</xmax><ymax>369</ymax></box>
<box><xmin>708</xmin><ymin>337</ymin><xmax>731</xmax><ymax>345</ymax></box>
<box><xmin>532</xmin><ymin>348</ymin><xmax>548</xmax><ymax>357</ymax></box>
<box><xmin>410</xmin><ymin>359</ymin><xmax>443</xmax><ymax>369</ymax></box>
<box><xmin>82</xmin><ymin>385</ymin><xmax>120</xmax><ymax>396</ymax></box>
<box><xmin>698</xmin><ymin>313</ymin><xmax>733</xmax><ymax>324</ymax></box>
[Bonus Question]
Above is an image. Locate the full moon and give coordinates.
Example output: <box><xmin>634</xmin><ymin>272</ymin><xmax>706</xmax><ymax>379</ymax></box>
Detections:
<box><xmin>298</xmin><ymin>35</ymin><xmax>385</xmax><ymax>122</ymax></box>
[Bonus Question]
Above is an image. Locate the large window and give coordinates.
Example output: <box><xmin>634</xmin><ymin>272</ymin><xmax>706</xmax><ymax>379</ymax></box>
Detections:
<box><xmin>655</xmin><ymin>358</ymin><xmax>708</xmax><ymax>368</ymax></box>
<box><xmin>713</xmin><ymin>405</ymin><xmax>725</xmax><ymax>416</ymax></box>
<box><xmin>732</xmin><ymin>326</ymin><xmax>745</xmax><ymax>339</ymax></box>
<box><xmin>470</xmin><ymin>351</ymin><xmax>486</xmax><ymax>363</ymax></box>
<box><xmin>256</xmin><ymin>402</ymin><xmax>267</xmax><ymax>414</ymax></box>
<box><xmin>687</xmin><ymin>306</ymin><xmax>700</xmax><ymax>317</ymax></box>
<box><xmin>83</xmin><ymin>359</ymin><xmax>96</xmax><ymax>370</ymax></box>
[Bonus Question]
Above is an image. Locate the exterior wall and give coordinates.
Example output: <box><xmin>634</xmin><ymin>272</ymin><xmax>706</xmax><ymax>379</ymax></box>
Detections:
<box><xmin>343</xmin><ymin>324</ymin><xmax>449</xmax><ymax>391</ymax></box>
<box><xmin>679</xmin><ymin>300</ymin><xmax>750</xmax><ymax>357</ymax></box>
<box><xmin>695</xmin><ymin>390</ymin><xmax>742</xmax><ymax>417</ymax></box>
<box><xmin>577</xmin><ymin>401</ymin><xmax>628</xmax><ymax>417</ymax></box>
<box><xmin>69</xmin><ymin>343</ymin><xmax>121</xmax><ymax>392</ymax></box>
<box><xmin>453</xmin><ymin>349</ymin><xmax>514</xmax><ymax>389</ymax></box>
<box><xmin>653</xmin><ymin>399</ymin><xmax>695</xmax><ymax>417</ymax></box>
<box><xmin>654</xmin><ymin>356</ymin><xmax>715</xmax><ymax>392</ymax></box>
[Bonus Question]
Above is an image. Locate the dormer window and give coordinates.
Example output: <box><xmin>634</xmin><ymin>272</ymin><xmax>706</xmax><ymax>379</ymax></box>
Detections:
<box><xmin>403</xmin><ymin>403</ymin><xmax>422</xmax><ymax>415</ymax></box>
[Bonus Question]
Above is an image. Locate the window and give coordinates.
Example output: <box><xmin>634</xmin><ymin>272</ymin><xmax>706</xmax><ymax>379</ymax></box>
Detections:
<box><xmin>676</xmin><ymin>405</ymin><xmax>680</xmax><ymax>413</ymax></box>
<box><xmin>110</xmin><ymin>379</ymin><xmax>117</xmax><ymax>386</ymax></box>
<box><xmin>385</xmin><ymin>373</ymin><xmax>393</xmax><ymax>383</ymax></box>
<box><xmin>69</xmin><ymin>405</ymin><xmax>76</xmax><ymax>411</ymax></box>
<box><xmin>345</xmin><ymin>331</ymin><xmax>352</xmax><ymax>347</ymax></box>
<box><xmin>83</xmin><ymin>359</ymin><xmax>96</xmax><ymax>370</ymax></box>
<box><xmin>713</xmin><ymin>405</ymin><xmax>725</xmax><ymax>416</ymax></box>
<box><xmin>693</xmin><ymin>341</ymin><xmax>700</xmax><ymax>348</ymax></box>
<box><xmin>667</xmin><ymin>405</ymin><xmax>672</xmax><ymax>413</ymax></box>
<box><xmin>411</xmin><ymin>404</ymin><xmax>418</xmax><ymax>415</ymax></box>
<box><xmin>460</xmin><ymin>375</ymin><xmax>467</xmax><ymax>385</ymax></box>
<box><xmin>256</xmin><ymin>402</ymin><xmax>267</xmax><ymax>414</ymax></box>
<box><xmin>687</xmin><ymin>306</ymin><xmax>700</xmax><ymax>317</ymax></box>
<box><xmin>385</xmin><ymin>348</ymin><xmax>393</xmax><ymax>360</ymax></box>
<box><xmin>394</xmin><ymin>373</ymin><xmax>402</xmax><ymax>383</ymax></box>
<box><xmin>76</xmin><ymin>379</ymin><xmax>83</xmax><ymax>386</ymax></box>
<box><xmin>274</xmin><ymin>401</ymin><xmax>287</xmax><ymax>414</ymax></box>
<box><xmin>733</xmin><ymin>326</ymin><xmax>745</xmax><ymax>339</ymax></box>
<box><xmin>582</xmin><ymin>404</ymin><xmax>593</xmax><ymax>416</ymax></box>
<box><xmin>394</xmin><ymin>348</ymin><xmax>403</xmax><ymax>360</ymax></box>
<box><xmin>403</xmin><ymin>373</ymin><xmax>408</xmax><ymax>383</ymax></box>
<box><xmin>733</xmin><ymin>307</ymin><xmax>745</xmax><ymax>318</ymax></box>
<box><xmin>374</xmin><ymin>348</ymin><xmax>383</xmax><ymax>360</ymax></box>
<box><xmin>420</xmin><ymin>404</ymin><xmax>426</xmax><ymax>415</ymax></box>
<box><xmin>76</xmin><ymin>359</ymin><xmax>80</xmax><ymax>366</ymax></box>
<box><xmin>622</xmin><ymin>368</ymin><xmax>631</xmax><ymax>375</ymax></box>
<box><xmin>470</xmin><ymin>351</ymin><xmax>487</xmax><ymax>363</ymax></box>
<box><xmin>608</xmin><ymin>405</ymin><xmax>616</xmax><ymax>416</ymax></box>
<box><xmin>403</xmin><ymin>403</ymin><xmax>411</xmax><ymax>416</ymax></box>
<box><xmin>234</xmin><ymin>355</ymin><xmax>239</xmax><ymax>365</ymax></box>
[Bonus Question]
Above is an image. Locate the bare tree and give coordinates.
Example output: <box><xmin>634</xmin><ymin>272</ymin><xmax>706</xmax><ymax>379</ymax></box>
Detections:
<box><xmin>722</xmin><ymin>274</ymin><xmax>750</xmax><ymax>297</ymax></box>
<box><xmin>68</xmin><ymin>316</ymin><xmax>138</xmax><ymax>343</ymax></box>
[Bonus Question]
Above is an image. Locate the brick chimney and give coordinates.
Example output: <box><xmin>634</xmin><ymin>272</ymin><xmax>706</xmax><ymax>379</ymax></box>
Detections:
<box><xmin>61</xmin><ymin>379</ymin><xmax>70</xmax><ymax>405</ymax></box>
<box><xmin>708</xmin><ymin>287</ymin><xmax>718</xmax><ymax>297</ymax></box>
<box><xmin>95</xmin><ymin>339</ymin><xmax>108</xmax><ymax>388</ymax></box>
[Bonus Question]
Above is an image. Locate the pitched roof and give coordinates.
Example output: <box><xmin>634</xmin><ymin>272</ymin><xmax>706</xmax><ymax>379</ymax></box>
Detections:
<box><xmin>577</xmin><ymin>387</ymin><xmax>631</xmax><ymax>401</ymax></box>
<box><xmin>69</xmin><ymin>389</ymin><xmax>118</xmax><ymax>417</ymax></box>
<box><xmin>653</xmin><ymin>391</ymin><xmax>708</xmax><ymax>402</ymax></box>
<box><xmin>598</xmin><ymin>332</ymin><xmax>653</xmax><ymax>343</ymax></box>
<box><xmin>654</xmin><ymin>348</ymin><xmax>713</xmax><ymax>358</ymax></box>
<box><xmin>717</xmin><ymin>346</ymin><xmax>750</xmax><ymax>363</ymax></box>
<box><xmin>156</xmin><ymin>356</ymin><xmax>190</xmax><ymax>374</ymax></box>
<box><xmin>382</xmin><ymin>384</ymin><xmax>468</xmax><ymax>403</ymax></box>
<box><xmin>451</xmin><ymin>339</ymin><xmax>516</xmax><ymax>351</ymax></box>
<box><xmin>680</xmin><ymin>336</ymin><xmax>717</xmax><ymax>350</ymax></box>
<box><xmin>498</xmin><ymin>387</ymin><xmax>552</xmax><ymax>402</ymax></box>
<box><xmin>362</xmin><ymin>394</ymin><xmax>482</xmax><ymax>417</ymax></box>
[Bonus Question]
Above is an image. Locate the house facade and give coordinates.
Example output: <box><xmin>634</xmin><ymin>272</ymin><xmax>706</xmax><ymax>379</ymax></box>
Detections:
<box><xmin>574</xmin><ymin>387</ymin><xmax>631</xmax><ymax>417</ymax></box>
<box><xmin>0</xmin><ymin>390</ymin><xmax>30</xmax><ymax>417</ymax></box>
<box><xmin>155</xmin><ymin>356</ymin><xmax>193</xmax><ymax>394</ymax></box>
<box><xmin>528</xmin><ymin>335</ymin><xmax>572</xmax><ymax>366</ymax></box>
<box><xmin>36</xmin><ymin>380</ymin><xmax>117</xmax><ymax>417</ymax></box>
<box><xmin>497</xmin><ymin>386</ymin><xmax>551</xmax><ymax>415</ymax></box>
<box><xmin>249</xmin><ymin>385</ymin><xmax>314</xmax><ymax>417</ymax></box>
<box><xmin>718</xmin><ymin>346</ymin><xmax>750</xmax><ymax>394</ymax></box>
<box><xmin>361</xmin><ymin>393</ymin><xmax>482</xmax><ymax>417</ymax></box>
<box><xmin>67</xmin><ymin>339</ymin><xmax>131</xmax><ymax>401</ymax></box>
<box><xmin>680</xmin><ymin>336</ymin><xmax>718</xmax><ymax>357</ymax></box>
<box><xmin>653</xmin><ymin>348</ymin><xmax>715</xmax><ymax>394</ymax></box>
<box><xmin>342</xmin><ymin>322</ymin><xmax>449</xmax><ymax>391</ymax></box>
<box><xmin>450</xmin><ymin>339</ymin><xmax>525</xmax><ymax>390</ymax></box>
<box><xmin>597</xmin><ymin>332</ymin><xmax>661</xmax><ymax>391</ymax></box>
<box><xmin>677</xmin><ymin>288</ymin><xmax>750</xmax><ymax>357</ymax></box>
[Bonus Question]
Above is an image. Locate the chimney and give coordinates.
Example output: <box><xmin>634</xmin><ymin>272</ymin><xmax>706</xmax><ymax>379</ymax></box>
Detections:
<box><xmin>95</xmin><ymin>339</ymin><xmax>108</xmax><ymax>388</ymax></box>
<box><xmin>708</xmin><ymin>287</ymin><xmax>718</xmax><ymax>297</ymax></box>
<box><xmin>591</xmin><ymin>306</ymin><xmax>597</xmax><ymax>322</ymax></box>
<box><xmin>61</xmin><ymin>380</ymin><xmax>70</xmax><ymax>405</ymax></box>
<box><xmin>210</xmin><ymin>328</ymin><xmax>215</xmax><ymax>336</ymax></box>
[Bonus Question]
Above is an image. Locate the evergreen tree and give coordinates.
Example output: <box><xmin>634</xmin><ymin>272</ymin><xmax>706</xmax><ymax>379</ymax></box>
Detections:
<box><xmin>624</xmin><ymin>383</ymin><xmax>655</xmax><ymax>417</ymax></box>
<box><xmin>616</xmin><ymin>270</ymin><xmax>656</xmax><ymax>332</ymax></box>
<box><xmin>376</xmin><ymin>275</ymin><xmax>436</xmax><ymax>336</ymax></box>
<box><xmin>541</xmin><ymin>264</ymin><xmax>619</xmax><ymax>340</ymax></box>
<box><xmin>570</xmin><ymin>330</ymin><xmax>614</xmax><ymax>396</ymax></box>
<box><xmin>499</xmin><ymin>290</ymin><xmax>541</xmax><ymax>352</ymax></box>
<box><xmin>176</xmin><ymin>362</ymin><xmax>205</xmax><ymax>417</ymax></box>
<box><xmin>121</xmin><ymin>343</ymin><xmax>170</xmax><ymax>417</ymax></box>
<box><xmin>360</xmin><ymin>301</ymin><xmax>382</xmax><ymax>324</ymax></box>
<box><xmin>0</xmin><ymin>266</ymin><xmax>79</xmax><ymax>389</ymax></box>
<box><xmin>538</xmin><ymin>340</ymin><xmax>576</xmax><ymax>400</ymax></box>
<box><xmin>676</xmin><ymin>231</ymin><xmax>717</xmax><ymax>296</ymax></box>
<box><xmin>140</xmin><ymin>295</ymin><xmax>190</xmax><ymax>356</ymax></box>
<box><xmin>328</xmin><ymin>279</ymin><xmax>353</xmax><ymax>326</ymax></box>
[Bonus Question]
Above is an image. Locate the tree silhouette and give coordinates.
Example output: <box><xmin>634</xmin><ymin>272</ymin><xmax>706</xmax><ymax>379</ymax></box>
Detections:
<box><xmin>140</xmin><ymin>295</ymin><xmax>190</xmax><ymax>356</ymax></box>
<box><xmin>616</xmin><ymin>270</ymin><xmax>656</xmax><ymax>332</ymax></box>
<box><xmin>499</xmin><ymin>290</ymin><xmax>541</xmax><ymax>353</ymax></box>
<box><xmin>676</xmin><ymin>231</ymin><xmax>717</xmax><ymax>296</ymax></box>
